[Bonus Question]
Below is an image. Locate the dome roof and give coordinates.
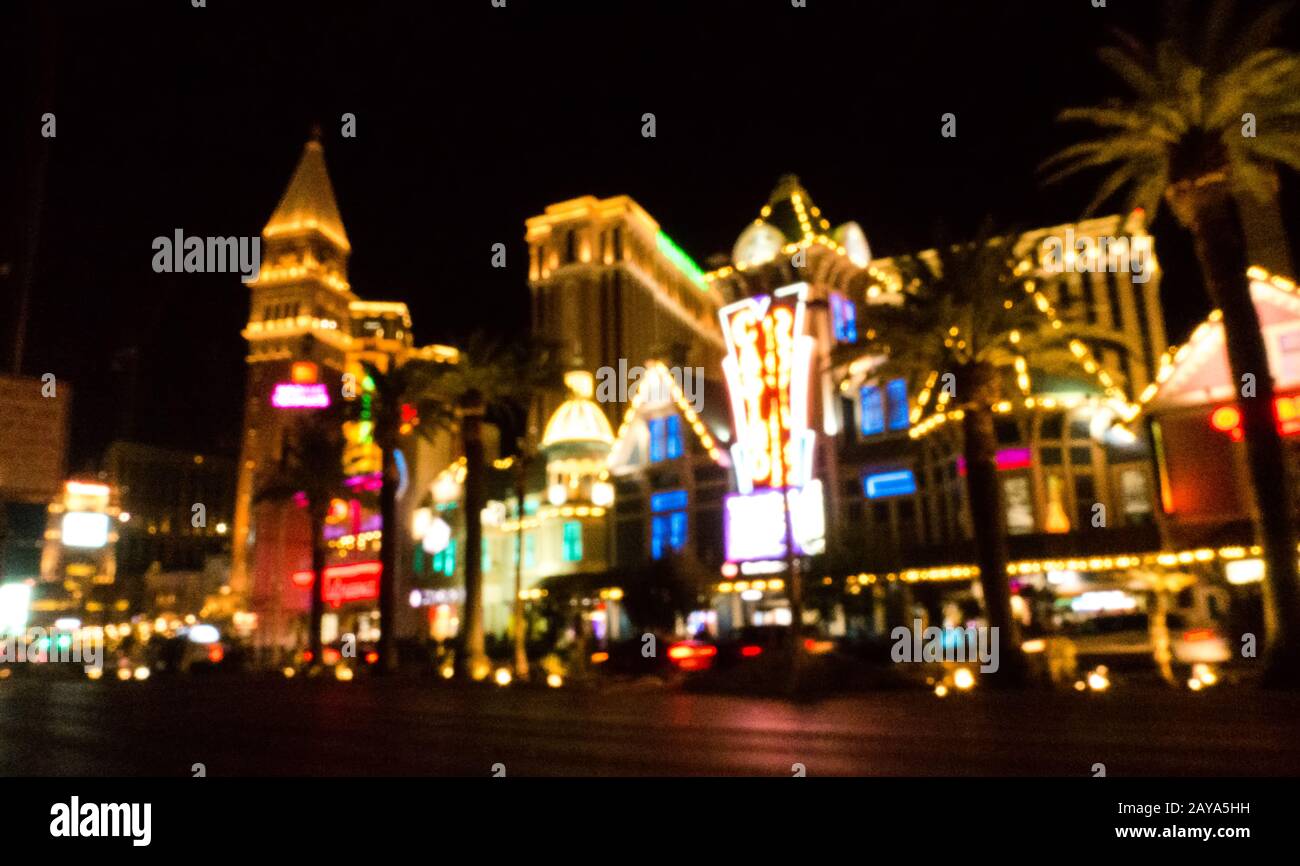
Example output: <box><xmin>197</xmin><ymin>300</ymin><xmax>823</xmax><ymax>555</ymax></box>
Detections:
<box><xmin>542</xmin><ymin>371</ymin><xmax>614</xmax><ymax>450</ymax></box>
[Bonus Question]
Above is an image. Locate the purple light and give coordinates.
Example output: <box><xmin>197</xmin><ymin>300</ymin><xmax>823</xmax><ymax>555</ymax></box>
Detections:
<box><xmin>272</xmin><ymin>383</ymin><xmax>330</xmax><ymax>409</ymax></box>
<box><xmin>344</xmin><ymin>472</ymin><xmax>382</xmax><ymax>492</ymax></box>
<box><xmin>996</xmin><ymin>447</ymin><xmax>1033</xmax><ymax>471</ymax></box>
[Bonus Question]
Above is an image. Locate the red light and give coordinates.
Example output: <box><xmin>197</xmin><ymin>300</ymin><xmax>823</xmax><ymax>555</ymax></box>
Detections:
<box><xmin>667</xmin><ymin>642</ymin><xmax>717</xmax><ymax>669</ymax></box>
<box><xmin>1182</xmin><ymin>628</ymin><xmax>1215</xmax><ymax>642</ymax></box>
<box><xmin>207</xmin><ymin>645</ymin><xmax>224</xmax><ymax>663</ymax></box>
<box><xmin>740</xmin><ymin>645</ymin><xmax>763</xmax><ymax>658</ymax></box>
<box><xmin>302</xmin><ymin>650</ymin><xmax>314</xmax><ymax>662</ymax></box>
<box><xmin>323</xmin><ymin>648</ymin><xmax>341</xmax><ymax>664</ymax></box>
<box><xmin>1210</xmin><ymin>405</ymin><xmax>1242</xmax><ymax>433</ymax></box>
<box><xmin>804</xmin><ymin>637</ymin><xmax>817</xmax><ymax>651</ymax></box>
<box><xmin>365</xmin><ymin>651</ymin><xmax>379</xmax><ymax>664</ymax></box>
<box><xmin>291</xmin><ymin>569</ymin><xmax>315</xmax><ymax>588</ymax></box>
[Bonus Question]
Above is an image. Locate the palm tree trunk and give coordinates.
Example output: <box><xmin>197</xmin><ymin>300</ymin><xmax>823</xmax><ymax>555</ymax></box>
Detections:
<box><xmin>308</xmin><ymin>502</ymin><xmax>327</xmax><ymax>668</ymax></box>
<box><xmin>1170</xmin><ymin>178</ymin><xmax>1300</xmax><ymax>687</ymax></box>
<box><xmin>961</xmin><ymin>365</ymin><xmax>1024</xmax><ymax>687</ymax></box>
<box><xmin>377</xmin><ymin>418</ymin><xmax>400</xmax><ymax>674</ymax></box>
<box><xmin>458</xmin><ymin>401</ymin><xmax>489</xmax><ymax>679</ymax></box>
<box><xmin>513</xmin><ymin>458</ymin><xmax>529</xmax><ymax>679</ymax></box>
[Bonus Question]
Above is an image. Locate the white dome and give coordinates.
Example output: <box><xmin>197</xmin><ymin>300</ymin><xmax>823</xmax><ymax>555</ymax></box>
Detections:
<box><xmin>542</xmin><ymin>397</ymin><xmax>614</xmax><ymax>449</ymax></box>
<box><xmin>733</xmin><ymin>220</ymin><xmax>787</xmax><ymax>269</ymax></box>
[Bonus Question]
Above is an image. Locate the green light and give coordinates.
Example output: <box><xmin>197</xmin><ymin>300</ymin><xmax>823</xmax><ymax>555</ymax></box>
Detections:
<box><xmin>656</xmin><ymin>231</ymin><xmax>707</xmax><ymax>290</ymax></box>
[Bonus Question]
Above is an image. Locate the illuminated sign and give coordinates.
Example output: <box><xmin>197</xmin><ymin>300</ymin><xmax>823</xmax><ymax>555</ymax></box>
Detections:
<box><xmin>321</xmin><ymin>561</ymin><xmax>381</xmax><ymax>607</ymax></box>
<box><xmin>955</xmin><ymin>448</ymin><xmax>1034</xmax><ymax>476</ymax></box>
<box><xmin>0</xmin><ymin>583</ymin><xmax>31</xmax><ymax>636</ymax></box>
<box><xmin>863</xmin><ymin>470</ymin><xmax>916</xmax><ymax>499</ymax></box>
<box><xmin>61</xmin><ymin>512</ymin><xmax>110</xmax><ymax>549</ymax></box>
<box><xmin>719</xmin><ymin>284</ymin><xmax>816</xmax><ymax>494</ymax></box>
<box><xmin>272</xmin><ymin>383</ymin><xmax>330</xmax><ymax>409</ymax></box>
<box><xmin>724</xmin><ymin>481</ymin><xmax>826</xmax><ymax>561</ymax></box>
<box><xmin>1209</xmin><ymin>394</ymin><xmax>1300</xmax><ymax>440</ymax></box>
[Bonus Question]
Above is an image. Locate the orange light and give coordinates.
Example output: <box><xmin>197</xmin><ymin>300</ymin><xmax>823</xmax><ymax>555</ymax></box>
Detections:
<box><xmin>290</xmin><ymin>361</ymin><xmax>318</xmax><ymax>384</ymax></box>
<box><xmin>207</xmin><ymin>645</ymin><xmax>224</xmax><ymax>663</ymax></box>
<box><xmin>1210</xmin><ymin>405</ymin><xmax>1241</xmax><ymax>433</ymax></box>
<box><xmin>1182</xmin><ymin>628</ymin><xmax>1215</xmax><ymax>643</ymax></box>
<box><xmin>590</xmin><ymin>651</ymin><xmax>609</xmax><ymax>664</ymax></box>
<box><xmin>365</xmin><ymin>651</ymin><xmax>379</xmax><ymax>664</ymax></box>
<box><xmin>323</xmin><ymin>648</ymin><xmax>341</xmax><ymax>665</ymax></box>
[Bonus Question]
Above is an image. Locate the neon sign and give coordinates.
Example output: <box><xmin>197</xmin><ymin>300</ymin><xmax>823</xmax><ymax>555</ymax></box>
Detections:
<box><xmin>719</xmin><ymin>284</ymin><xmax>816</xmax><ymax>494</ymax></box>
<box><xmin>321</xmin><ymin>561</ymin><xmax>381</xmax><ymax>607</ymax></box>
<box><xmin>724</xmin><ymin>481</ymin><xmax>826</xmax><ymax>561</ymax></box>
<box><xmin>272</xmin><ymin>383</ymin><xmax>330</xmax><ymax>409</ymax></box>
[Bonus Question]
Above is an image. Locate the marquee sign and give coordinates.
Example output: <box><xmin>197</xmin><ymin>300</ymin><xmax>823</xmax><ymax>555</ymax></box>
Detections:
<box><xmin>719</xmin><ymin>283</ymin><xmax>825</xmax><ymax>561</ymax></box>
<box><xmin>719</xmin><ymin>283</ymin><xmax>816</xmax><ymax>495</ymax></box>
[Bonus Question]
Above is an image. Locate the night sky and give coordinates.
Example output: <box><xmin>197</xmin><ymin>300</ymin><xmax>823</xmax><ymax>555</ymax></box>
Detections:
<box><xmin>3</xmin><ymin>0</ymin><xmax>1297</xmax><ymax>470</ymax></box>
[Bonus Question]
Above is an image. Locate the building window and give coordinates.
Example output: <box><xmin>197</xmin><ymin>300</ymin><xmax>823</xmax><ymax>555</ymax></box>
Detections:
<box><xmin>1119</xmin><ymin>468</ymin><xmax>1153</xmax><ymax>524</ymax></box>
<box><xmin>482</xmin><ymin>538</ymin><xmax>491</xmax><ymax>572</ymax></box>
<box><xmin>648</xmin><ymin>415</ymin><xmax>683</xmax><ymax>462</ymax></box>
<box><xmin>886</xmin><ymin>378</ymin><xmax>909</xmax><ymax>430</ymax></box>
<box><xmin>524</xmin><ymin>533</ymin><xmax>536</xmax><ymax>569</ymax></box>
<box><xmin>562</xmin><ymin>521</ymin><xmax>583</xmax><ymax>562</ymax></box>
<box><xmin>1003</xmin><ymin>475</ymin><xmax>1035</xmax><ymax>535</ymax></box>
<box><xmin>859</xmin><ymin>386</ymin><xmax>884</xmax><ymax>436</ymax></box>
<box><xmin>564</xmin><ymin>230</ymin><xmax>577</xmax><ymax>264</ymax></box>
<box><xmin>861</xmin><ymin>380</ymin><xmax>908</xmax><ymax>436</ymax></box>
<box><xmin>830</xmin><ymin>292</ymin><xmax>857</xmax><ymax>343</ymax></box>
<box><xmin>651</xmin><ymin>488</ymin><xmax>688</xmax><ymax>560</ymax></box>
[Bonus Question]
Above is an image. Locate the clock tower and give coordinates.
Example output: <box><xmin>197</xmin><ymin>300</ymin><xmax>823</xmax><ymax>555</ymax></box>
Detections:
<box><xmin>229</xmin><ymin>132</ymin><xmax>357</xmax><ymax>603</ymax></box>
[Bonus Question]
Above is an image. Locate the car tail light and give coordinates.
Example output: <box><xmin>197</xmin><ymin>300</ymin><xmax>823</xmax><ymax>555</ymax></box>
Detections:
<box><xmin>740</xmin><ymin>645</ymin><xmax>763</xmax><ymax>658</ymax></box>
<box><xmin>365</xmin><ymin>651</ymin><xmax>379</xmax><ymax>664</ymax></box>
<box><xmin>323</xmin><ymin>648</ymin><xmax>341</xmax><ymax>664</ymax></box>
<box><xmin>207</xmin><ymin>645</ymin><xmax>224</xmax><ymax>663</ymax></box>
<box><xmin>667</xmin><ymin>642</ymin><xmax>717</xmax><ymax>671</ymax></box>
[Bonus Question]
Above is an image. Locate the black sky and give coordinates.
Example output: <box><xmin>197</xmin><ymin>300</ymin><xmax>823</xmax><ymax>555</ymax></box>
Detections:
<box><xmin>3</xmin><ymin>0</ymin><xmax>1298</xmax><ymax>469</ymax></box>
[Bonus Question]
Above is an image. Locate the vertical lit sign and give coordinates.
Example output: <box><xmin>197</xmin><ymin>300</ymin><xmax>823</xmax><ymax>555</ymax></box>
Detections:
<box><xmin>720</xmin><ymin>283</ymin><xmax>824</xmax><ymax>560</ymax></box>
<box><xmin>719</xmin><ymin>283</ymin><xmax>816</xmax><ymax>495</ymax></box>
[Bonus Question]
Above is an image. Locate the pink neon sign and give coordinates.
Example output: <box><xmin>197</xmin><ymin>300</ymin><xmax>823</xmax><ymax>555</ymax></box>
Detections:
<box><xmin>272</xmin><ymin>383</ymin><xmax>330</xmax><ymax>409</ymax></box>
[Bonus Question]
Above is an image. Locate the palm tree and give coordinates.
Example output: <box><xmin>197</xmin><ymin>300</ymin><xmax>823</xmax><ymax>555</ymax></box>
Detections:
<box><xmin>256</xmin><ymin>412</ymin><xmax>345</xmax><ymax>668</ymax></box>
<box><xmin>838</xmin><ymin>224</ymin><xmax>1078</xmax><ymax>686</ymax></box>
<box><xmin>1042</xmin><ymin>0</ymin><xmax>1300</xmax><ymax>686</ymax></box>
<box><xmin>366</xmin><ymin>336</ymin><xmax>561</xmax><ymax>678</ymax></box>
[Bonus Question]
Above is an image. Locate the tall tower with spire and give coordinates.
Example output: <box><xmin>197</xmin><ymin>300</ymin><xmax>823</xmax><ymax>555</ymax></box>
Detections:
<box><xmin>229</xmin><ymin>134</ymin><xmax>358</xmax><ymax>602</ymax></box>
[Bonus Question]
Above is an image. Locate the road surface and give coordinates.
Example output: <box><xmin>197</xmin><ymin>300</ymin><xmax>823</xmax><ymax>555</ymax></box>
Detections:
<box><xmin>2</xmin><ymin>675</ymin><xmax>1297</xmax><ymax>776</ymax></box>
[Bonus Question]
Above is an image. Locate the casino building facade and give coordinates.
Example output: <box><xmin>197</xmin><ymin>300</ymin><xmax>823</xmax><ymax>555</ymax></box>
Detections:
<box><xmin>469</xmin><ymin>175</ymin><xmax>1179</xmax><ymax>640</ymax></box>
<box><xmin>237</xmin><ymin>141</ymin><xmax>1254</xmax><ymax>657</ymax></box>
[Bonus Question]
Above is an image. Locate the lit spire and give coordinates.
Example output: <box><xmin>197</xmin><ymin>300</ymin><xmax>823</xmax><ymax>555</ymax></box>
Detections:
<box><xmin>263</xmin><ymin>133</ymin><xmax>350</xmax><ymax>252</ymax></box>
